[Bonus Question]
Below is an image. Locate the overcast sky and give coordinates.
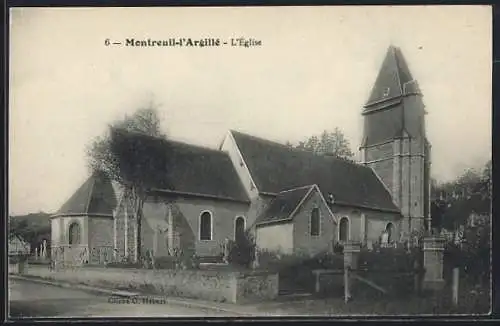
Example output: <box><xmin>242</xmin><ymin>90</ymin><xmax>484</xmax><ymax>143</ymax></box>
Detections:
<box><xmin>9</xmin><ymin>6</ymin><xmax>491</xmax><ymax>215</ymax></box>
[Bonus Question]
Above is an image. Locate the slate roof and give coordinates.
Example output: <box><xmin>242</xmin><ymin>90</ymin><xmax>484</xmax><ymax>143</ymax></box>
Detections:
<box><xmin>364</xmin><ymin>45</ymin><xmax>415</xmax><ymax>107</ymax></box>
<box><xmin>231</xmin><ymin>130</ymin><xmax>400</xmax><ymax>213</ymax></box>
<box><xmin>361</xmin><ymin>46</ymin><xmax>426</xmax><ymax>147</ymax></box>
<box><xmin>255</xmin><ymin>185</ymin><xmax>315</xmax><ymax>225</ymax></box>
<box><xmin>54</xmin><ymin>171</ymin><xmax>116</xmax><ymax>217</ymax></box>
<box><xmin>111</xmin><ymin>131</ymin><xmax>249</xmax><ymax>203</ymax></box>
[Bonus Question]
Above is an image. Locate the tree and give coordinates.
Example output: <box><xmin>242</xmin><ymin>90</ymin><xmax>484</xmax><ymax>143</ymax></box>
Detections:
<box><xmin>293</xmin><ymin>128</ymin><xmax>354</xmax><ymax>160</ymax></box>
<box><xmin>86</xmin><ymin>105</ymin><xmax>168</xmax><ymax>262</ymax></box>
<box><xmin>432</xmin><ymin>160</ymin><xmax>491</xmax><ymax>232</ymax></box>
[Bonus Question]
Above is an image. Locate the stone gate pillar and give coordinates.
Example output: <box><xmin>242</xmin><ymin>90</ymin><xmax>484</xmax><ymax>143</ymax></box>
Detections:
<box><xmin>422</xmin><ymin>236</ymin><xmax>446</xmax><ymax>291</ymax></box>
<box><xmin>343</xmin><ymin>241</ymin><xmax>361</xmax><ymax>270</ymax></box>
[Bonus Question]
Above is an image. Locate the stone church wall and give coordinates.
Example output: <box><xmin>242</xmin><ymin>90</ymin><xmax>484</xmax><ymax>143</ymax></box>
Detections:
<box><xmin>88</xmin><ymin>217</ymin><xmax>114</xmax><ymax>263</ymax></box>
<box><xmin>292</xmin><ymin>189</ymin><xmax>336</xmax><ymax>256</ymax></box>
<box><xmin>140</xmin><ymin>196</ymin><xmax>249</xmax><ymax>258</ymax></box>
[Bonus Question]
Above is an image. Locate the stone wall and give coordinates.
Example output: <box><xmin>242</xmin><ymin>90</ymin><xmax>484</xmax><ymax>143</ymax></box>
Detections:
<box><xmin>24</xmin><ymin>265</ymin><xmax>278</xmax><ymax>304</ymax></box>
<box><xmin>235</xmin><ymin>271</ymin><xmax>279</xmax><ymax>303</ymax></box>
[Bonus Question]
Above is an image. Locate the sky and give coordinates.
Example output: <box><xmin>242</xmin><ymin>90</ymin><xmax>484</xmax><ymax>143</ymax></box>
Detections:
<box><xmin>9</xmin><ymin>6</ymin><xmax>492</xmax><ymax>215</ymax></box>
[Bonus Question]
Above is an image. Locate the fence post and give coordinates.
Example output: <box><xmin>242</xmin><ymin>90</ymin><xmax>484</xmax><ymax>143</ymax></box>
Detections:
<box><xmin>422</xmin><ymin>236</ymin><xmax>446</xmax><ymax>291</ymax></box>
<box><xmin>452</xmin><ymin>267</ymin><xmax>459</xmax><ymax>306</ymax></box>
<box><xmin>413</xmin><ymin>259</ymin><xmax>421</xmax><ymax>294</ymax></box>
<box><xmin>344</xmin><ymin>267</ymin><xmax>351</xmax><ymax>303</ymax></box>
<box><xmin>343</xmin><ymin>241</ymin><xmax>361</xmax><ymax>270</ymax></box>
<box><xmin>315</xmin><ymin>272</ymin><xmax>320</xmax><ymax>293</ymax></box>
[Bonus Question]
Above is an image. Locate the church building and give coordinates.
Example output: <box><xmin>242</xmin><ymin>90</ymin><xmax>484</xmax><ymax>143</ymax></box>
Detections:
<box><xmin>50</xmin><ymin>45</ymin><xmax>432</xmax><ymax>264</ymax></box>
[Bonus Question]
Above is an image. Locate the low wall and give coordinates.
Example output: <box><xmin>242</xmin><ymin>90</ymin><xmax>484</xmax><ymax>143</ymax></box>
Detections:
<box><xmin>236</xmin><ymin>271</ymin><xmax>279</xmax><ymax>303</ymax></box>
<box><xmin>23</xmin><ymin>265</ymin><xmax>278</xmax><ymax>304</ymax></box>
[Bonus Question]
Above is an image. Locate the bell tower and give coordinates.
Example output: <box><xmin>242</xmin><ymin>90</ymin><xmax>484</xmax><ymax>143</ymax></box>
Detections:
<box><xmin>359</xmin><ymin>46</ymin><xmax>432</xmax><ymax>239</ymax></box>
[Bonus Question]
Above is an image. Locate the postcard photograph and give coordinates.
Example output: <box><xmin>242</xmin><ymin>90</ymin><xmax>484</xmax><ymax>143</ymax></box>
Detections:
<box><xmin>7</xmin><ymin>5</ymin><xmax>492</xmax><ymax>318</ymax></box>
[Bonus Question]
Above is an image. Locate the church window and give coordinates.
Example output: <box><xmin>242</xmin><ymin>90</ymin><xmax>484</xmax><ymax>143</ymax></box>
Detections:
<box><xmin>310</xmin><ymin>208</ymin><xmax>320</xmax><ymax>236</ymax></box>
<box><xmin>339</xmin><ymin>217</ymin><xmax>349</xmax><ymax>242</ymax></box>
<box><xmin>235</xmin><ymin>216</ymin><xmax>245</xmax><ymax>241</ymax></box>
<box><xmin>68</xmin><ymin>222</ymin><xmax>81</xmax><ymax>245</ymax></box>
<box><xmin>199</xmin><ymin>211</ymin><xmax>213</xmax><ymax>241</ymax></box>
<box><xmin>385</xmin><ymin>223</ymin><xmax>394</xmax><ymax>243</ymax></box>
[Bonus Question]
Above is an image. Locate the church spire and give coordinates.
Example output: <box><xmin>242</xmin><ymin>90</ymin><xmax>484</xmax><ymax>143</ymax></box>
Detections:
<box><xmin>364</xmin><ymin>45</ymin><xmax>415</xmax><ymax>108</ymax></box>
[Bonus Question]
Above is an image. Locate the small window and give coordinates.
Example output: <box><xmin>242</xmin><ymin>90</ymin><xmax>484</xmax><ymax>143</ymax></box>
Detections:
<box><xmin>200</xmin><ymin>211</ymin><xmax>212</xmax><ymax>241</ymax></box>
<box><xmin>68</xmin><ymin>222</ymin><xmax>81</xmax><ymax>245</ymax></box>
<box><xmin>310</xmin><ymin>208</ymin><xmax>320</xmax><ymax>236</ymax></box>
<box><xmin>383</xmin><ymin>87</ymin><xmax>390</xmax><ymax>97</ymax></box>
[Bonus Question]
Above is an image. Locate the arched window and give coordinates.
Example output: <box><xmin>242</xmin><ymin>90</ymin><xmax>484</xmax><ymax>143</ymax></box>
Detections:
<box><xmin>68</xmin><ymin>222</ymin><xmax>81</xmax><ymax>245</ymax></box>
<box><xmin>199</xmin><ymin>211</ymin><xmax>212</xmax><ymax>241</ymax></box>
<box><xmin>386</xmin><ymin>222</ymin><xmax>394</xmax><ymax>243</ymax></box>
<box><xmin>234</xmin><ymin>216</ymin><xmax>245</xmax><ymax>241</ymax></box>
<box><xmin>310</xmin><ymin>208</ymin><xmax>320</xmax><ymax>236</ymax></box>
<box><xmin>339</xmin><ymin>217</ymin><xmax>349</xmax><ymax>242</ymax></box>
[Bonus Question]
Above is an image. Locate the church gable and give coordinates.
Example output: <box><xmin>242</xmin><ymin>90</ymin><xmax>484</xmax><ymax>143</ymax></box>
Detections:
<box><xmin>255</xmin><ymin>185</ymin><xmax>315</xmax><ymax>226</ymax></box>
<box><xmin>220</xmin><ymin>130</ymin><xmax>260</xmax><ymax>200</ymax></box>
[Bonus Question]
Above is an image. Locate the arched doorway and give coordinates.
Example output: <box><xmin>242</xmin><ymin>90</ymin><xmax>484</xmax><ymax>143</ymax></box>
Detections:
<box><xmin>68</xmin><ymin>222</ymin><xmax>81</xmax><ymax>245</ymax></box>
<box><xmin>339</xmin><ymin>217</ymin><xmax>349</xmax><ymax>242</ymax></box>
<box><xmin>235</xmin><ymin>216</ymin><xmax>245</xmax><ymax>242</ymax></box>
<box><xmin>385</xmin><ymin>222</ymin><xmax>394</xmax><ymax>243</ymax></box>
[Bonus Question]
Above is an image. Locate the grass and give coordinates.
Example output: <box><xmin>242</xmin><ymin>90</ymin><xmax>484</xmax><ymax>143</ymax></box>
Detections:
<box><xmin>265</xmin><ymin>278</ymin><xmax>490</xmax><ymax>316</ymax></box>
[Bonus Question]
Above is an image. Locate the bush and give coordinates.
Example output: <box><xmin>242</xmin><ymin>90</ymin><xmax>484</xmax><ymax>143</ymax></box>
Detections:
<box><xmin>332</xmin><ymin>242</ymin><xmax>344</xmax><ymax>254</ymax></box>
<box><xmin>358</xmin><ymin>246</ymin><xmax>423</xmax><ymax>272</ymax></box>
<box><xmin>443</xmin><ymin>218</ymin><xmax>490</xmax><ymax>286</ymax></box>
<box><xmin>227</xmin><ymin>231</ymin><xmax>256</xmax><ymax>268</ymax></box>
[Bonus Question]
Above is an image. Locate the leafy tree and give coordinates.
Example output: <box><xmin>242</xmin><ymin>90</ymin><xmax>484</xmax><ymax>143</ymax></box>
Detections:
<box><xmin>293</xmin><ymin>128</ymin><xmax>354</xmax><ymax>160</ymax></box>
<box><xmin>86</xmin><ymin>105</ymin><xmax>168</xmax><ymax>262</ymax></box>
<box><xmin>433</xmin><ymin>160</ymin><xmax>492</xmax><ymax>284</ymax></box>
<box><xmin>9</xmin><ymin>214</ymin><xmax>51</xmax><ymax>252</ymax></box>
<box><xmin>431</xmin><ymin>160</ymin><xmax>491</xmax><ymax>232</ymax></box>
